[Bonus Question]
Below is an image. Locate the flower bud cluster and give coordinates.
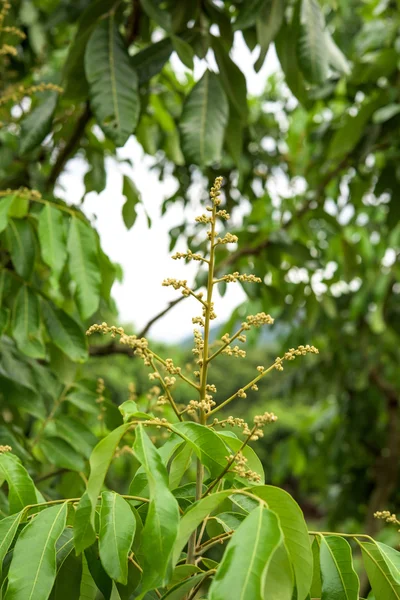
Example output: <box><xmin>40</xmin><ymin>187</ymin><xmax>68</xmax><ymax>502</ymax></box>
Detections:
<box><xmin>165</xmin><ymin>358</ymin><xmax>181</xmax><ymax>374</ymax></box>
<box><xmin>221</xmin><ymin>345</ymin><xmax>246</xmax><ymax>358</ymax></box>
<box><xmin>274</xmin><ymin>344</ymin><xmax>319</xmax><ymax>371</ymax></box>
<box><xmin>187</xmin><ymin>397</ymin><xmax>216</xmax><ymax>414</ymax></box>
<box><xmin>219</xmin><ymin>272</ymin><xmax>261</xmax><ymax>284</ymax></box>
<box><xmin>374</xmin><ymin>511</ymin><xmax>400</xmax><ymax>527</ymax></box>
<box><xmin>172</xmin><ymin>250</ymin><xmax>204</xmax><ymax>262</ymax></box>
<box><xmin>216</xmin><ymin>233</ymin><xmax>238</xmax><ymax>245</ymax></box>
<box><xmin>228</xmin><ymin>452</ymin><xmax>261</xmax><ymax>483</ymax></box>
<box><xmin>245</xmin><ymin>313</ymin><xmax>274</xmax><ymax>328</ymax></box>
<box><xmin>0</xmin><ymin>445</ymin><xmax>12</xmax><ymax>453</ymax></box>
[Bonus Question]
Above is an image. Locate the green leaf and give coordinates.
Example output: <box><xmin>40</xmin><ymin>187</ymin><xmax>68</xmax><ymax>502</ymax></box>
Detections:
<box><xmin>361</xmin><ymin>541</ymin><xmax>400</xmax><ymax>600</ymax></box>
<box><xmin>67</xmin><ymin>217</ymin><xmax>101</xmax><ymax>320</ymax></box>
<box><xmin>38</xmin><ymin>204</ymin><xmax>67</xmax><ymax>281</ymax></box>
<box><xmin>131</xmin><ymin>38</ymin><xmax>173</xmax><ymax>85</ymax></box>
<box><xmin>324</xmin><ymin>30</ymin><xmax>350</xmax><ymax>76</ymax></box>
<box><xmin>0</xmin><ymin>452</ymin><xmax>38</xmax><ymax>513</ymax></box>
<box><xmin>264</xmin><ymin>542</ymin><xmax>294</xmax><ymax>600</ymax></box>
<box><xmin>122</xmin><ymin>176</ymin><xmax>141</xmax><ymax>230</ymax></box>
<box><xmin>171</xmin><ymin>35</ymin><xmax>194</xmax><ymax>70</ymax></box>
<box><xmin>19</xmin><ymin>93</ymin><xmax>58</xmax><ymax>155</ymax></box>
<box><xmin>375</xmin><ymin>543</ymin><xmax>400</xmax><ymax>583</ymax></box>
<box><xmin>139</xmin><ymin>0</ymin><xmax>172</xmax><ymax>31</ymax></box>
<box><xmin>42</xmin><ymin>301</ymin><xmax>88</xmax><ymax>362</ymax></box>
<box><xmin>251</xmin><ymin>486</ymin><xmax>313</xmax><ymax>600</ymax></box>
<box><xmin>172</xmin><ymin>490</ymin><xmax>232</xmax><ymax>565</ymax></box>
<box><xmin>320</xmin><ymin>535</ymin><xmax>359</xmax><ymax>600</ymax></box>
<box><xmin>8</xmin><ymin>195</ymin><xmax>29</xmax><ymax>219</ymax></box>
<box><xmin>209</xmin><ymin>505</ymin><xmax>282</xmax><ymax>600</ymax></box>
<box><xmin>99</xmin><ymin>492</ymin><xmax>136</xmax><ymax>584</ymax></box>
<box><xmin>84</xmin><ymin>151</ymin><xmax>106</xmax><ymax>195</ymax></box>
<box><xmin>119</xmin><ymin>400</ymin><xmax>151</xmax><ymax>423</ymax></box>
<box><xmin>0</xmin><ymin>512</ymin><xmax>23</xmax><ymax>575</ymax></box>
<box><xmin>85</xmin><ymin>15</ymin><xmax>140</xmax><ymax>146</ymax></box>
<box><xmin>298</xmin><ymin>0</ymin><xmax>329</xmax><ymax>83</ymax></box>
<box><xmin>0</xmin><ymin>196</ymin><xmax>15</xmax><ymax>233</ymax></box>
<box><xmin>50</xmin><ymin>548</ymin><xmax>83</xmax><ymax>599</ymax></box>
<box><xmin>179</xmin><ymin>70</ymin><xmax>229</xmax><ymax>166</ymax></box>
<box><xmin>233</xmin><ymin>0</ymin><xmax>265</xmax><ymax>31</ymax></box>
<box><xmin>47</xmin><ymin>415</ymin><xmax>97</xmax><ymax>459</ymax></box>
<box><xmin>275</xmin><ymin>9</ymin><xmax>309</xmax><ymax>106</ymax></box>
<box><xmin>38</xmin><ymin>436</ymin><xmax>85</xmax><ymax>472</ymax></box>
<box><xmin>254</xmin><ymin>0</ymin><xmax>285</xmax><ymax>72</ymax></box>
<box><xmin>62</xmin><ymin>0</ymin><xmax>114</xmax><ymax>99</ymax></box>
<box><xmin>74</xmin><ymin>424</ymin><xmax>130</xmax><ymax>553</ymax></box>
<box><xmin>311</xmin><ymin>538</ymin><xmax>322</xmax><ymax>597</ymax></box>
<box><xmin>160</xmin><ymin>573</ymin><xmax>206</xmax><ymax>599</ymax></box>
<box><xmin>170</xmin><ymin>422</ymin><xmax>227</xmax><ymax>478</ymax></box>
<box><xmin>80</xmin><ymin>553</ymin><xmax>100</xmax><ymax>600</ymax></box>
<box><xmin>212</xmin><ymin>36</ymin><xmax>248</xmax><ymax>120</ymax></box>
<box><xmin>218</xmin><ymin>431</ymin><xmax>265</xmax><ymax>484</ymax></box>
<box><xmin>5</xmin><ymin>503</ymin><xmax>67</xmax><ymax>600</ymax></box>
<box><xmin>66</xmin><ymin>388</ymin><xmax>99</xmax><ymax>414</ymax></box>
<box><xmin>12</xmin><ymin>286</ymin><xmax>45</xmax><ymax>359</ymax></box>
<box><xmin>328</xmin><ymin>95</ymin><xmax>385</xmax><ymax>161</ymax></box>
<box><xmin>6</xmin><ymin>219</ymin><xmax>36</xmax><ymax>280</ymax></box>
<box><xmin>169</xmin><ymin>443</ymin><xmax>192</xmax><ymax>490</ymax></box>
<box><xmin>373</xmin><ymin>104</ymin><xmax>400</xmax><ymax>124</ymax></box>
<box><xmin>132</xmin><ymin>425</ymin><xmax>180</xmax><ymax>595</ymax></box>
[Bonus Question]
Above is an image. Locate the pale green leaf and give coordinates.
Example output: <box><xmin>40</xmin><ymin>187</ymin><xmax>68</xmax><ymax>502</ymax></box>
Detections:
<box><xmin>171</xmin><ymin>35</ymin><xmax>194</xmax><ymax>70</ymax></box>
<box><xmin>38</xmin><ymin>204</ymin><xmax>67</xmax><ymax>281</ymax></box>
<box><xmin>0</xmin><ymin>512</ymin><xmax>23</xmax><ymax>575</ymax></box>
<box><xmin>85</xmin><ymin>15</ymin><xmax>140</xmax><ymax>146</ymax></box>
<box><xmin>179</xmin><ymin>70</ymin><xmax>229</xmax><ymax>166</ymax></box>
<box><xmin>375</xmin><ymin>542</ymin><xmax>400</xmax><ymax>584</ymax></box>
<box><xmin>263</xmin><ymin>542</ymin><xmax>294</xmax><ymax>600</ymax></box>
<box><xmin>6</xmin><ymin>219</ymin><xmax>36</xmax><ymax>280</ymax></box>
<box><xmin>42</xmin><ymin>301</ymin><xmax>88</xmax><ymax>362</ymax></box>
<box><xmin>361</xmin><ymin>541</ymin><xmax>400</xmax><ymax>600</ymax></box>
<box><xmin>0</xmin><ymin>452</ymin><xmax>38</xmax><ymax>513</ymax></box>
<box><xmin>12</xmin><ymin>286</ymin><xmax>45</xmax><ymax>359</ymax></box>
<box><xmin>320</xmin><ymin>535</ymin><xmax>359</xmax><ymax>600</ymax></box>
<box><xmin>251</xmin><ymin>485</ymin><xmax>313</xmax><ymax>600</ymax></box>
<box><xmin>74</xmin><ymin>424</ymin><xmax>130</xmax><ymax>554</ymax></box>
<box><xmin>5</xmin><ymin>503</ymin><xmax>67</xmax><ymax>600</ymax></box>
<box><xmin>209</xmin><ymin>506</ymin><xmax>282</xmax><ymax>600</ymax></box>
<box><xmin>132</xmin><ymin>425</ymin><xmax>180</xmax><ymax>596</ymax></box>
<box><xmin>169</xmin><ymin>443</ymin><xmax>192</xmax><ymax>490</ymax></box>
<box><xmin>67</xmin><ymin>217</ymin><xmax>101</xmax><ymax>320</ymax></box>
<box><xmin>212</xmin><ymin>36</ymin><xmax>248</xmax><ymax>119</ymax></box>
<box><xmin>0</xmin><ymin>196</ymin><xmax>15</xmax><ymax>233</ymax></box>
<box><xmin>99</xmin><ymin>492</ymin><xmax>136</xmax><ymax>584</ymax></box>
<box><xmin>324</xmin><ymin>29</ymin><xmax>350</xmax><ymax>76</ymax></box>
<box><xmin>254</xmin><ymin>0</ymin><xmax>285</xmax><ymax>72</ymax></box>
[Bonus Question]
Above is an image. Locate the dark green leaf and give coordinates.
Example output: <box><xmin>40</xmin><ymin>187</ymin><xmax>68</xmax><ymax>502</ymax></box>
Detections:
<box><xmin>298</xmin><ymin>0</ymin><xmax>328</xmax><ymax>83</ymax></box>
<box><xmin>171</xmin><ymin>422</ymin><xmax>227</xmax><ymax>478</ymax></box>
<box><xmin>42</xmin><ymin>301</ymin><xmax>88</xmax><ymax>362</ymax></box>
<box><xmin>139</xmin><ymin>0</ymin><xmax>171</xmax><ymax>31</ymax></box>
<box><xmin>0</xmin><ymin>512</ymin><xmax>23</xmax><ymax>575</ymax></box>
<box><xmin>0</xmin><ymin>195</ymin><xmax>15</xmax><ymax>233</ymax></box>
<box><xmin>161</xmin><ymin>573</ymin><xmax>206</xmax><ymax>599</ymax></box>
<box><xmin>19</xmin><ymin>93</ymin><xmax>58</xmax><ymax>155</ymax></box>
<box><xmin>38</xmin><ymin>436</ymin><xmax>85</xmax><ymax>471</ymax></box>
<box><xmin>169</xmin><ymin>443</ymin><xmax>192</xmax><ymax>490</ymax></box>
<box><xmin>180</xmin><ymin>70</ymin><xmax>229</xmax><ymax>166</ymax></box>
<box><xmin>85</xmin><ymin>15</ymin><xmax>140</xmax><ymax>146</ymax></box>
<box><xmin>212</xmin><ymin>36</ymin><xmax>248</xmax><ymax>120</ymax></box>
<box><xmin>131</xmin><ymin>38</ymin><xmax>173</xmax><ymax>85</ymax></box>
<box><xmin>6</xmin><ymin>219</ymin><xmax>36</xmax><ymax>280</ymax></box>
<box><xmin>122</xmin><ymin>175</ymin><xmax>141</xmax><ymax>230</ymax></box>
<box><xmin>275</xmin><ymin>10</ymin><xmax>309</xmax><ymax>105</ymax></box>
<box><xmin>171</xmin><ymin>35</ymin><xmax>194</xmax><ymax>70</ymax></box>
<box><xmin>254</xmin><ymin>0</ymin><xmax>285</xmax><ymax>72</ymax></box>
<box><xmin>12</xmin><ymin>286</ymin><xmax>45</xmax><ymax>359</ymax></box>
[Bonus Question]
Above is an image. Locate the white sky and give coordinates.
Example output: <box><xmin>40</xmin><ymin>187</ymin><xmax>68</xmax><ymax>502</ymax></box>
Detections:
<box><xmin>58</xmin><ymin>37</ymin><xmax>279</xmax><ymax>341</ymax></box>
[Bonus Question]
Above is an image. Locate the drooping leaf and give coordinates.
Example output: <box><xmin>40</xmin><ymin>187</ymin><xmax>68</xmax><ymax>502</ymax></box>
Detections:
<box><xmin>169</xmin><ymin>443</ymin><xmax>192</xmax><ymax>490</ymax></box>
<box><xmin>132</xmin><ymin>425</ymin><xmax>180</xmax><ymax>595</ymax></box>
<box><xmin>275</xmin><ymin>9</ymin><xmax>309</xmax><ymax>106</ymax></box>
<box><xmin>42</xmin><ymin>301</ymin><xmax>88</xmax><ymax>362</ymax></box>
<box><xmin>48</xmin><ymin>415</ymin><xmax>97</xmax><ymax>459</ymax></box>
<box><xmin>0</xmin><ymin>512</ymin><xmax>23</xmax><ymax>575</ymax></box>
<box><xmin>171</xmin><ymin>35</ymin><xmax>194</xmax><ymax>70</ymax></box>
<box><xmin>38</xmin><ymin>436</ymin><xmax>85</xmax><ymax>472</ymax></box>
<box><xmin>19</xmin><ymin>93</ymin><xmax>58</xmax><ymax>155</ymax></box>
<box><xmin>233</xmin><ymin>0</ymin><xmax>265</xmax><ymax>31</ymax></box>
<box><xmin>171</xmin><ymin>422</ymin><xmax>227</xmax><ymax>478</ymax></box>
<box><xmin>251</xmin><ymin>486</ymin><xmax>313</xmax><ymax>600</ymax></box>
<box><xmin>320</xmin><ymin>535</ymin><xmax>359</xmax><ymax>600</ymax></box>
<box><xmin>131</xmin><ymin>38</ymin><xmax>173</xmax><ymax>85</ymax></box>
<box><xmin>74</xmin><ymin>424</ymin><xmax>130</xmax><ymax>553</ymax></box>
<box><xmin>38</xmin><ymin>204</ymin><xmax>67</xmax><ymax>282</ymax></box>
<box><xmin>11</xmin><ymin>286</ymin><xmax>45</xmax><ymax>359</ymax></box>
<box><xmin>6</xmin><ymin>219</ymin><xmax>36</xmax><ymax>280</ymax></box>
<box><xmin>85</xmin><ymin>15</ymin><xmax>140</xmax><ymax>146</ymax></box>
<box><xmin>84</xmin><ymin>150</ymin><xmax>106</xmax><ymax>195</ymax></box>
<box><xmin>361</xmin><ymin>541</ymin><xmax>400</xmax><ymax>600</ymax></box>
<box><xmin>324</xmin><ymin>29</ymin><xmax>350</xmax><ymax>76</ymax></box>
<box><xmin>99</xmin><ymin>492</ymin><xmax>136</xmax><ymax>584</ymax></box>
<box><xmin>254</xmin><ymin>0</ymin><xmax>285</xmax><ymax>72</ymax></box>
<box><xmin>179</xmin><ymin>70</ymin><xmax>229</xmax><ymax>166</ymax></box>
<box><xmin>172</xmin><ymin>490</ymin><xmax>233</xmax><ymax>565</ymax></box>
<box><xmin>160</xmin><ymin>573</ymin><xmax>206</xmax><ymax>600</ymax></box>
<box><xmin>0</xmin><ymin>452</ymin><xmax>38</xmax><ymax>513</ymax></box>
<box><xmin>311</xmin><ymin>537</ymin><xmax>322</xmax><ymax>598</ymax></box>
<box><xmin>212</xmin><ymin>36</ymin><xmax>248</xmax><ymax>120</ymax></box>
<box><xmin>209</xmin><ymin>505</ymin><xmax>282</xmax><ymax>600</ymax></box>
<box><xmin>50</xmin><ymin>548</ymin><xmax>83</xmax><ymax>599</ymax></box>
<box><xmin>139</xmin><ymin>0</ymin><xmax>171</xmax><ymax>31</ymax></box>
<box><xmin>375</xmin><ymin>542</ymin><xmax>400</xmax><ymax>584</ymax></box>
<box><xmin>264</xmin><ymin>542</ymin><xmax>294</xmax><ymax>600</ymax></box>
<box><xmin>5</xmin><ymin>503</ymin><xmax>67</xmax><ymax>600</ymax></box>
<box><xmin>67</xmin><ymin>217</ymin><xmax>101</xmax><ymax>320</ymax></box>
<box><xmin>122</xmin><ymin>175</ymin><xmax>141</xmax><ymax>230</ymax></box>
<box><xmin>298</xmin><ymin>0</ymin><xmax>329</xmax><ymax>84</ymax></box>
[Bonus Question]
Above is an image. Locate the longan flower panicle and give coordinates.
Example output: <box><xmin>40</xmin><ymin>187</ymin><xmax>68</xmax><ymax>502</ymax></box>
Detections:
<box><xmin>227</xmin><ymin>452</ymin><xmax>261</xmax><ymax>483</ymax></box>
<box><xmin>0</xmin><ymin>444</ymin><xmax>12</xmax><ymax>453</ymax></box>
<box><xmin>374</xmin><ymin>510</ymin><xmax>400</xmax><ymax>531</ymax></box>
